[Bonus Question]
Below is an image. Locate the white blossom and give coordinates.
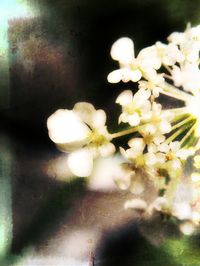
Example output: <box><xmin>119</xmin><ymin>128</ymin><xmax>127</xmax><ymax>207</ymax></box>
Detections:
<box><xmin>47</xmin><ymin>102</ymin><xmax>115</xmax><ymax>177</ymax></box>
<box><xmin>155</xmin><ymin>41</ymin><xmax>184</xmax><ymax>66</ymax></box>
<box><xmin>171</xmin><ymin>62</ymin><xmax>200</xmax><ymax>93</ymax></box>
<box><xmin>116</xmin><ymin>89</ymin><xmax>151</xmax><ymax>126</ymax></box>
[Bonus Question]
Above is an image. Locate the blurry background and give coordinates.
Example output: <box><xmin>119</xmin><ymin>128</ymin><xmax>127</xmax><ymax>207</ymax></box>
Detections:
<box><xmin>1</xmin><ymin>0</ymin><xmax>200</xmax><ymax>265</ymax></box>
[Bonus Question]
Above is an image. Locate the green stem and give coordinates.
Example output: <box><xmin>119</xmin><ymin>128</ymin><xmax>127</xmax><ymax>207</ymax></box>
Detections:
<box><xmin>159</xmin><ymin>89</ymin><xmax>189</xmax><ymax>102</ymax></box>
<box><xmin>180</xmin><ymin>121</ymin><xmax>197</xmax><ymax>146</ymax></box>
<box><xmin>165</xmin><ymin>128</ymin><xmax>184</xmax><ymax>144</ymax></box>
<box><xmin>162</xmin><ymin>82</ymin><xmax>193</xmax><ymax>102</ymax></box>
<box><xmin>165</xmin><ymin>122</ymin><xmax>192</xmax><ymax>144</ymax></box>
<box><xmin>171</xmin><ymin>116</ymin><xmax>194</xmax><ymax>131</ymax></box>
<box><xmin>110</xmin><ymin>123</ymin><xmax>147</xmax><ymax>139</ymax></box>
<box><xmin>169</xmin><ymin>107</ymin><xmax>189</xmax><ymax>116</ymax></box>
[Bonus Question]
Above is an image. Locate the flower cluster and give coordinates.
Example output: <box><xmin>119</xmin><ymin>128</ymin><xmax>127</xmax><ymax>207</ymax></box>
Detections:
<box><xmin>47</xmin><ymin>24</ymin><xmax>200</xmax><ymax>235</ymax></box>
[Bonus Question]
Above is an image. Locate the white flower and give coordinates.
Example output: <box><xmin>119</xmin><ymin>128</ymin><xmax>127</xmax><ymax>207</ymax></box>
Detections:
<box><xmin>47</xmin><ymin>109</ymin><xmax>90</xmax><ymax>147</ymax></box>
<box><xmin>108</xmin><ymin>38</ymin><xmax>165</xmax><ymax>84</ymax></box>
<box><xmin>138</xmin><ymin>103</ymin><xmax>173</xmax><ymax>148</ymax></box>
<box><xmin>107</xmin><ymin>67</ymin><xmax>142</xmax><ymax>83</ymax></box>
<box><xmin>171</xmin><ymin>62</ymin><xmax>200</xmax><ymax>94</ymax></box>
<box><xmin>124</xmin><ymin>198</ymin><xmax>147</xmax><ymax>210</ymax></box>
<box><xmin>116</xmin><ymin>89</ymin><xmax>151</xmax><ymax>126</ymax></box>
<box><xmin>159</xmin><ymin>141</ymin><xmax>194</xmax><ymax>161</ymax></box>
<box><xmin>145</xmin><ymin>102</ymin><xmax>173</xmax><ymax>133</ymax></box>
<box><xmin>47</xmin><ymin>102</ymin><xmax>115</xmax><ymax>177</ymax></box>
<box><xmin>120</xmin><ymin>137</ymin><xmax>165</xmax><ymax>171</ymax></box>
<box><xmin>168</xmin><ymin>25</ymin><xmax>200</xmax><ymax>62</ymax></box>
<box><xmin>107</xmin><ymin>37</ymin><xmax>142</xmax><ymax>83</ymax></box>
<box><xmin>137</xmin><ymin>45</ymin><xmax>161</xmax><ymax>70</ymax></box>
<box><xmin>179</xmin><ymin>221</ymin><xmax>196</xmax><ymax>235</ymax></box>
<box><xmin>172</xmin><ymin>202</ymin><xmax>192</xmax><ymax>220</ymax></box>
<box><xmin>67</xmin><ymin>148</ymin><xmax>94</xmax><ymax>177</ymax></box>
<box><xmin>153</xmin><ymin>141</ymin><xmax>192</xmax><ymax>177</ymax></box>
<box><xmin>155</xmin><ymin>41</ymin><xmax>184</xmax><ymax>66</ymax></box>
<box><xmin>115</xmin><ymin>160</ymin><xmax>146</xmax><ymax>195</ymax></box>
<box><xmin>138</xmin><ymin>79</ymin><xmax>163</xmax><ymax>98</ymax></box>
<box><xmin>110</xmin><ymin>37</ymin><xmax>134</xmax><ymax>64</ymax></box>
<box><xmin>148</xmin><ymin>197</ymin><xmax>169</xmax><ymax>214</ymax></box>
<box><xmin>120</xmin><ymin>138</ymin><xmax>148</xmax><ymax>168</ymax></box>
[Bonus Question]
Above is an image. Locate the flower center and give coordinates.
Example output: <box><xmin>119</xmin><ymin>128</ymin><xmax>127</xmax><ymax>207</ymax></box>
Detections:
<box><xmin>90</xmin><ymin>131</ymin><xmax>107</xmax><ymax>146</ymax></box>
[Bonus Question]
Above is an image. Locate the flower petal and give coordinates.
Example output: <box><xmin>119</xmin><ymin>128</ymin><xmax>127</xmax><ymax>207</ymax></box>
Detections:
<box><xmin>73</xmin><ymin>102</ymin><xmax>95</xmax><ymax>126</ymax></box>
<box><xmin>124</xmin><ymin>198</ymin><xmax>147</xmax><ymax>210</ymax></box>
<box><xmin>169</xmin><ymin>141</ymin><xmax>180</xmax><ymax>153</ymax></box>
<box><xmin>99</xmin><ymin>142</ymin><xmax>115</xmax><ymax>157</ymax></box>
<box><xmin>47</xmin><ymin>109</ymin><xmax>90</xmax><ymax>144</ymax></box>
<box><xmin>110</xmin><ymin>37</ymin><xmax>134</xmax><ymax>64</ymax></box>
<box><xmin>107</xmin><ymin>69</ymin><xmax>123</xmax><ymax>83</ymax></box>
<box><xmin>116</xmin><ymin>90</ymin><xmax>133</xmax><ymax>106</ymax></box>
<box><xmin>128</xmin><ymin>112</ymin><xmax>140</xmax><ymax>126</ymax></box>
<box><xmin>92</xmin><ymin>109</ymin><xmax>107</xmax><ymax>128</ymax></box>
<box><xmin>129</xmin><ymin>69</ymin><xmax>142</xmax><ymax>82</ymax></box>
<box><xmin>67</xmin><ymin>148</ymin><xmax>94</xmax><ymax>177</ymax></box>
<box><xmin>128</xmin><ymin>138</ymin><xmax>145</xmax><ymax>152</ymax></box>
<box><xmin>130</xmin><ymin>175</ymin><xmax>145</xmax><ymax>195</ymax></box>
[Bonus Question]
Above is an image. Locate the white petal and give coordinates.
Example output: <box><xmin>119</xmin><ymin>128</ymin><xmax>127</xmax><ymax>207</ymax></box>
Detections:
<box><xmin>67</xmin><ymin>148</ymin><xmax>94</xmax><ymax>177</ymax></box>
<box><xmin>99</xmin><ymin>142</ymin><xmax>115</xmax><ymax>157</ymax></box>
<box><xmin>107</xmin><ymin>69</ymin><xmax>123</xmax><ymax>83</ymax></box>
<box><xmin>150</xmin><ymin>197</ymin><xmax>168</xmax><ymax>212</ymax></box>
<box><xmin>172</xmin><ymin>202</ymin><xmax>192</xmax><ymax>220</ymax></box>
<box><xmin>73</xmin><ymin>102</ymin><xmax>95</xmax><ymax>126</ymax></box>
<box><xmin>152</xmin><ymin>102</ymin><xmax>162</xmax><ymax>112</ymax></box>
<box><xmin>121</xmin><ymin>68</ymin><xmax>135</xmax><ymax>82</ymax></box>
<box><xmin>141</xmin><ymin>100</ymin><xmax>151</xmax><ymax>113</ymax></box>
<box><xmin>180</xmin><ymin>221</ymin><xmax>195</xmax><ymax>236</ymax></box>
<box><xmin>128</xmin><ymin>138</ymin><xmax>145</xmax><ymax>152</ymax></box>
<box><xmin>126</xmin><ymin>148</ymin><xmax>139</xmax><ymax>159</ymax></box>
<box><xmin>191</xmin><ymin>172</ymin><xmax>200</xmax><ymax>183</ymax></box>
<box><xmin>115</xmin><ymin>178</ymin><xmax>130</xmax><ymax>190</ymax></box>
<box><xmin>92</xmin><ymin>109</ymin><xmax>106</xmax><ymax>128</ymax></box>
<box><xmin>169</xmin><ymin>141</ymin><xmax>180</xmax><ymax>153</ymax></box>
<box><xmin>142</xmin><ymin>124</ymin><xmax>157</xmax><ymax>135</ymax></box>
<box><xmin>176</xmin><ymin>148</ymin><xmax>194</xmax><ymax>160</ymax></box>
<box><xmin>118</xmin><ymin>113</ymin><xmax>128</xmax><ymax>123</ymax></box>
<box><xmin>168</xmin><ymin>32</ymin><xmax>185</xmax><ymax>45</ymax></box>
<box><xmin>171</xmin><ymin>158</ymin><xmax>181</xmax><ymax>170</ymax></box>
<box><xmin>116</xmin><ymin>90</ymin><xmax>133</xmax><ymax>105</ymax></box>
<box><xmin>171</xmin><ymin>65</ymin><xmax>182</xmax><ymax>87</ymax></box>
<box><xmin>130</xmin><ymin>69</ymin><xmax>142</xmax><ymax>82</ymax></box>
<box><xmin>124</xmin><ymin>198</ymin><xmax>147</xmax><ymax>210</ymax></box>
<box><xmin>156</xmin><ymin>153</ymin><xmax>166</xmax><ymax>164</ymax></box>
<box><xmin>119</xmin><ymin>147</ymin><xmax>128</xmax><ymax>159</ymax></box>
<box><xmin>115</xmin><ymin>172</ymin><xmax>132</xmax><ymax>190</ymax></box>
<box><xmin>47</xmin><ymin>109</ymin><xmax>90</xmax><ymax>144</ymax></box>
<box><xmin>111</xmin><ymin>37</ymin><xmax>134</xmax><ymax>64</ymax></box>
<box><xmin>158</xmin><ymin>143</ymin><xmax>169</xmax><ymax>153</ymax></box>
<box><xmin>134</xmin><ymin>88</ymin><xmax>151</xmax><ymax>102</ymax></box>
<box><xmin>147</xmin><ymin>143</ymin><xmax>157</xmax><ymax>153</ymax></box>
<box><xmin>138</xmin><ymin>45</ymin><xmax>161</xmax><ymax>70</ymax></box>
<box><xmin>128</xmin><ymin>113</ymin><xmax>140</xmax><ymax>126</ymax></box>
<box><xmin>159</xmin><ymin>121</ymin><xmax>172</xmax><ymax>134</ymax></box>
<box><xmin>153</xmin><ymin>134</ymin><xmax>165</xmax><ymax>145</ymax></box>
<box><xmin>130</xmin><ymin>176</ymin><xmax>145</xmax><ymax>195</ymax></box>
<box><xmin>145</xmin><ymin>153</ymin><xmax>157</xmax><ymax>166</ymax></box>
